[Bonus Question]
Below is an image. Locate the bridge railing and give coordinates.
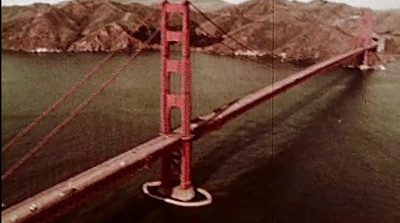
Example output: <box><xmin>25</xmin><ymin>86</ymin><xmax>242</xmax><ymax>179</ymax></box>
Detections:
<box><xmin>2</xmin><ymin>1</ymin><xmax>377</xmax><ymax>222</ymax></box>
<box><xmin>1</xmin><ymin>43</ymin><xmax>377</xmax><ymax>223</ymax></box>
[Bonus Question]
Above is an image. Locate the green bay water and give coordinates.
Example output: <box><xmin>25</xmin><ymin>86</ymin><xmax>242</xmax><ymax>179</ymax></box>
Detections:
<box><xmin>1</xmin><ymin>51</ymin><xmax>399</xmax><ymax>223</ymax></box>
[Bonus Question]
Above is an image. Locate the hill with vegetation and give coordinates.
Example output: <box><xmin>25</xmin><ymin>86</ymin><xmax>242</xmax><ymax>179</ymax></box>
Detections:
<box><xmin>2</xmin><ymin>0</ymin><xmax>399</xmax><ymax>63</ymax></box>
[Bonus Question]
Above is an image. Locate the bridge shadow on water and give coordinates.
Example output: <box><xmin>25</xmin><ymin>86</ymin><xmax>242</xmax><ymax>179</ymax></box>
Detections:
<box><xmin>63</xmin><ymin>69</ymin><xmax>392</xmax><ymax>223</ymax></box>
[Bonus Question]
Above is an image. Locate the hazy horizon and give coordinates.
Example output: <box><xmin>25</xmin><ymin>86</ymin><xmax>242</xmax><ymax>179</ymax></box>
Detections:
<box><xmin>1</xmin><ymin>0</ymin><xmax>400</xmax><ymax>10</ymax></box>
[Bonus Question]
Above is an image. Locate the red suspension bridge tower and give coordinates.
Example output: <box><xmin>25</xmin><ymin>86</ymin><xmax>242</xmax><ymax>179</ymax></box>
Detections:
<box><xmin>1</xmin><ymin>1</ymin><xmax>378</xmax><ymax>222</ymax></box>
<box><xmin>357</xmin><ymin>8</ymin><xmax>375</xmax><ymax>69</ymax></box>
<box><xmin>142</xmin><ymin>0</ymin><xmax>212</xmax><ymax>206</ymax></box>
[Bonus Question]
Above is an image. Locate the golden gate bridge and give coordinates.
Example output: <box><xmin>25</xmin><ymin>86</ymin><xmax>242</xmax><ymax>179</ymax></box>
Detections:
<box><xmin>2</xmin><ymin>1</ymin><xmax>377</xmax><ymax>222</ymax></box>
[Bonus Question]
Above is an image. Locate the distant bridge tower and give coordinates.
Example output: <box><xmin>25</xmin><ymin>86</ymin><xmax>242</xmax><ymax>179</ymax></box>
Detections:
<box><xmin>356</xmin><ymin>8</ymin><xmax>375</xmax><ymax>68</ymax></box>
<box><xmin>356</xmin><ymin>8</ymin><xmax>373</xmax><ymax>49</ymax></box>
<box><xmin>143</xmin><ymin>0</ymin><xmax>212</xmax><ymax>206</ymax></box>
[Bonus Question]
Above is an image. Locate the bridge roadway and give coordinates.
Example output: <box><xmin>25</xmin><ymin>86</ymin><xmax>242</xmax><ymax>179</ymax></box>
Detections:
<box><xmin>1</xmin><ymin>44</ymin><xmax>377</xmax><ymax>223</ymax></box>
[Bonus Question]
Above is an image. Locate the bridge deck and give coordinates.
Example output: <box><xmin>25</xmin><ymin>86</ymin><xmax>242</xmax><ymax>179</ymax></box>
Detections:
<box><xmin>2</xmin><ymin>44</ymin><xmax>377</xmax><ymax>223</ymax></box>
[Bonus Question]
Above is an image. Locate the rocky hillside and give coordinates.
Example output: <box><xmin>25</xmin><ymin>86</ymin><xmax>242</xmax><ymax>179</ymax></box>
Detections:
<box><xmin>200</xmin><ymin>0</ymin><xmax>400</xmax><ymax>63</ymax></box>
<box><xmin>2</xmin><ymin>1</ymin><xmax>158</xmax><ymax>52</ymax></box>
<box><xmin>119</xmin><ymin>0</ymin><xmax>229</xmax><ymax>10</ymax></box>
<box><xmin>2</xmin><ymin>0</ymin><xmax>399</xmax><ymax>63</ymax></box>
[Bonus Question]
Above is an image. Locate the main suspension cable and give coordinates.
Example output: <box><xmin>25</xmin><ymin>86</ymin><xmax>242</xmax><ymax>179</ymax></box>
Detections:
<box><xmin>190</xmin><ymin>2</ymin><xmax>254</xmax><ymax>52</ymax></box>
<box><xmin>1</xmin><ymin>52</ymin><xmax>115</xmax><ymax>154</ymax></box>
<box><xmin>1</xmin><ymin>7</ymin><xmax>151</xmax><ymax>154</ymax></box>
<box><xmin>190</xmin><ymin>2</ymin><xmax>274</xmax><ymax>70</ymax></box>
<box><xmin>190</xmin><ymin>20</ymin><xmax>237</xmax><ymax>52</ymax></box>
<box><xmin>2</xmin><ymin>30</ymin><xmax>160</xmax><ymax>182</ymax></box>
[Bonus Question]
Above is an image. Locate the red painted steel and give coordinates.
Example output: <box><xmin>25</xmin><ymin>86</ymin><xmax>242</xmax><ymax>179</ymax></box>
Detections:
<box><xmin>159</xmin><ymin>0</ymin><xmax>194</xmax><ymax>197</ymax></box>
<box><xmin>357</xmin><ymin>9</ymin><xmax>373</xmax><ymax>48</ymax></box>
<box><xmin>1</xmin><ymin>44</ymin><xmax>377</xmax><ymax>223</ymax></box>
<box><xmin>357</xmin><ymin>8</ymin><xmax>374</xmax><ymax>66</ymax></box>
<box><xmin>2</xmin><ymin>1</ymin><xmax>379</xmax><ymax>221</ymax></box>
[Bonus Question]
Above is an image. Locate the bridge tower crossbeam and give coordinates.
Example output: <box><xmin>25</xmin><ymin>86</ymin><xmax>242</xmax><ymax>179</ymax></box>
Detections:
<box><xmin>142</xmin><ymin>0</ymin><xmax>212</xmax><ymax>206</ymax></box>
<box><xmin>1</xmin><ymin>2</ymin><xmax>379</xmax><ymax>221</ymax></box>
